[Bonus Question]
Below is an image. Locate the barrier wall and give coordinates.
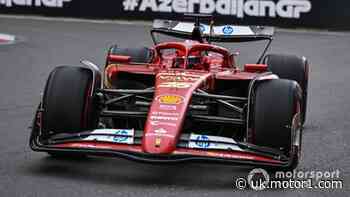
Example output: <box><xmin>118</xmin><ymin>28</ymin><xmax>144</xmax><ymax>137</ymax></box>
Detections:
<box><xmin>0</xmin><ymin>0</ymin><xmax>349</xmax><ymax>29</ymax></box>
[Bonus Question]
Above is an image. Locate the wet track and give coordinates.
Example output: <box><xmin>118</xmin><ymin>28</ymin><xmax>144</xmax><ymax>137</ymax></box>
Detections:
<box><xmin>0</xmin><ymin>17</ymin><xmax>349</xmax><ymax>196</ymax></box>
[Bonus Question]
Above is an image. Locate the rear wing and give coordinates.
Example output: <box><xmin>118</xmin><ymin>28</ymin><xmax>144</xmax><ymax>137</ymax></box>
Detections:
<box><xmin>152</xmin><ymin>19</ymin><xmax>274</xmax><ymax>43</ymax></box>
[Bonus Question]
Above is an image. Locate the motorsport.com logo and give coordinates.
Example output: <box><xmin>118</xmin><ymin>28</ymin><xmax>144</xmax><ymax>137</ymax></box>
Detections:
<box><xmin>123</xmin><ymin>0</ymin><xmax>312</xmax><ymax>19</ymax></box>
<box><xmin>0</xmin><ymin>0</ymin><xmax>71</xmax><ymax>8</ymax></box>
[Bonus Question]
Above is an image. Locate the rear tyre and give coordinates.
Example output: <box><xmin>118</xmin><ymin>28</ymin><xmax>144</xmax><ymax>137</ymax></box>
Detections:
<box><xmin>42</xmin><ymin>66</ymin><xmax>98</xmax><ymax>158</ymax></box>
<box><xmin>264</xmin><ymin>54</ymin><xmax>309</xmax><ymax>125</ymax></box>
<box><xmin>252</xmin><ymin>79</ymin><xmax>302</xmax><ymax>170</ymax></box>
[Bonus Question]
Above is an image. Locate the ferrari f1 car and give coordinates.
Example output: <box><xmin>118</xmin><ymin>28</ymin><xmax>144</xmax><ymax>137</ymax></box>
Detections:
<box><xmin>30</xmin><ymin>15</ymin><xmax>309</xmax><ymax>170</ymax></box>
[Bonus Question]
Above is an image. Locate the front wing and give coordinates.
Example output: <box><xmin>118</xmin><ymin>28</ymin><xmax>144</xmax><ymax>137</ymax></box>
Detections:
<box><xmin>30</xmin><ymin>127</ymin><xmax>292</xmax><ymax>168</ymax></box>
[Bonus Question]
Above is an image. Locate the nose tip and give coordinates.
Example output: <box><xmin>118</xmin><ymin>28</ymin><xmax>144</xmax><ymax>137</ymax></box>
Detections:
<box><xmin>142</xmin><ymin>135</ymin><xmax>177</xmax><ymax>154</ymax></box>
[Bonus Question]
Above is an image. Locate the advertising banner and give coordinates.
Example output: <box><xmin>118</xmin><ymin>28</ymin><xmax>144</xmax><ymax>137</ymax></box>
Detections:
<box><xmin>0</xmin><ymin>0</ymin><xmax>349</xmax><ymax>29</ymax></box>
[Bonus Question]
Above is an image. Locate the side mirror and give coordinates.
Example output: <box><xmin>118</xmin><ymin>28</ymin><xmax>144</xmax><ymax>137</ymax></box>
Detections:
<box><xmin>244</xmin><ymin>64</ymin><xmax>268</xmax><ymax>73</ymax></box>
<box><xmin>107</xmin><ymin>55</ymin><xmax>131</xmax><ymax>64</ymax></box>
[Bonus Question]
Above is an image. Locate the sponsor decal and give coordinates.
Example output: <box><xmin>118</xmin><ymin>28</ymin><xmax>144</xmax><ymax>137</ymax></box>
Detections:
<box><xmin>207</xmin><ymin>152</ymin><xmax>255</xmax><ymax>160</ymax></box>
<box><xmin>157</xmin><ymin>95</ymin><xmax>184</xmax><ymax>105</ymax></box>
<box><xmin>152</xmin><ymin>111</ymin><xmax>179</xmax><ymax>116</ymax></box>
<box><xmin>84</xmin><ymin>129</ymin><xmax>134</xmax><ymax>144</ymax></box>
<box><xmin>177</xmin><ymin>23</ymin><xmax>254</xmax><ymax>36</ymax></box>
<box><xmin>150</xmin><ymin>121</ymin><xmax>177</xmax><ymax>127</ymax></box>
<box><xmin>123</xmin><ymin>0</ymin><xmax>312</xmax><ymax>19</ymax></box>
<box><xmin>159</xmin><ymin>72</ymin><xmax>202</xmax><ymax>77</ymax></box>
<box><xmin>195</xmin><ymin>135</ymin><xmax>210</xmax><ymax>148</ymax></box>
<box><xmin>113</xmin><ymin>129</ymin><xmax>129</xmax><ymax>143</ymax></box>
<box><xmin>66</xmin><ymin>143</ymin><xmax>102</xmax><ymax>149</ymax></box>
<box><xmin>150</xmin><ymin>115</ymin><xmax>178</xmax><ymax>121</ymax></box>
<box><xmin>189</xmin><ymin>134</ymin><xmax>243</xmax><ymax>151</ymax></box>
<box><xmin>0</xmin><ymin>0</ymin><xmax>71</xmax><ymax>7</ymax></box>
<box><xmin>146</xmin><ymin>128</ymin><xmax>173</xmax><ymax>139</ymax></box>
<box><xmin>222</xmin><ymin>25</ymin><xmax>234</xmax><ymax>35</ymax></box>
<box><xmin>159</xmin><ymin>104</ymin><xmax>177</xmax><ymax>111</ymax></box>
<box><xmin>150</xmin><ymin>113</ymin><xmax>179</xmax><ymax>127</ymax></box>
<box><xmin>154</xmin><ymin>128</ymin><xmax>167</xmax><ymax>134</ymax></box>
<box><xmin>145</xmin><ymin>133</ymin><xmax>174</xmax><ymax>138</ymax></box>
<box><xmin>158</xmin><ymin>75</ymin><xmax>199</xmax><ymax>82</ymax></box>
<box><xmin>158</xmin><ymin>82</ymin><xmax>192</xmax><ymax>88</ymax></box>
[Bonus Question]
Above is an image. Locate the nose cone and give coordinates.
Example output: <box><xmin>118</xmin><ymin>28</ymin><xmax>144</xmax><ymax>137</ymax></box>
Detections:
<box><xmin>142</xmin><ymin>71</ymin><xmax>212</xmax><ymax>154</ymax></box>
<box><xmin>142</xmin><ymin>130</ymin><xmax>177</xmax><ymax>154</ymax></box>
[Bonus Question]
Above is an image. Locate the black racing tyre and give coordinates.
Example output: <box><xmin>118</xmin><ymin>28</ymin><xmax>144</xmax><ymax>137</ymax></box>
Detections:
<box><xmin>108</xmin><ymin>45</ymin><xmax>153</xmax><ymax>63</ymax></box>
<box><xmin>264</xmin><ymin>54</ymin><xmax>309</xmax><ymax>125</ymax></box>
<box><xmin>42</xmin><ymin>66</ymin><xmax>97</xmax><ymax>135</ymax></box>
<box><xmin>252</xmin><ymin>79</ymin><xmax>302</xmax><ymax>170</ymax></box>
<box><xmin>42</xmin><ymin>66</ymin><xmax>98</xmax><ymax>158</ymax></box>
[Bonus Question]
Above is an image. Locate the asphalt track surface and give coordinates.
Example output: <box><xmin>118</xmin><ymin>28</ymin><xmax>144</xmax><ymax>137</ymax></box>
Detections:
<box><xmin>0</xmin><ymin>17</ymin><xmax>349</xmax><ymax>197</ymax></box>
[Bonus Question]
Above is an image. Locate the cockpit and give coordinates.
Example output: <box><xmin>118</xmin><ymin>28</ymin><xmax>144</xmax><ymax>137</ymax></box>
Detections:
<box><xmin>155</xmin><ymin>40</ymin><xmax>234</xmax><ymax>70</ymax></box>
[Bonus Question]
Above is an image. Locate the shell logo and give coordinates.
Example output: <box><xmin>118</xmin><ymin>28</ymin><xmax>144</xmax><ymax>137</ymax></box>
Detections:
<box><xmin>157</xmin><ymin>95</ymin><xmax>184</xmax><ymax>105</ymax></box>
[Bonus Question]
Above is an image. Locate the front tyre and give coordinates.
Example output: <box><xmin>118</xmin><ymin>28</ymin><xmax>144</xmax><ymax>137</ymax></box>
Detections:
<box><xmin>252</xmin><ymin>79</ymin><xmax>302</xmax><ymax>170</ymax></box>
<box><xmin>42</xmin><ymin>66</ymin><xmax>98</xmax><ymax>157</ymax></box>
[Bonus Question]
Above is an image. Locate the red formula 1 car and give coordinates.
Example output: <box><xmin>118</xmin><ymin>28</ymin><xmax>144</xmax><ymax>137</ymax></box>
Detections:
<box><xmin>30</xmin><ymin>15</ymin><xmax>309</xmax><ymax>170</ymax></box>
